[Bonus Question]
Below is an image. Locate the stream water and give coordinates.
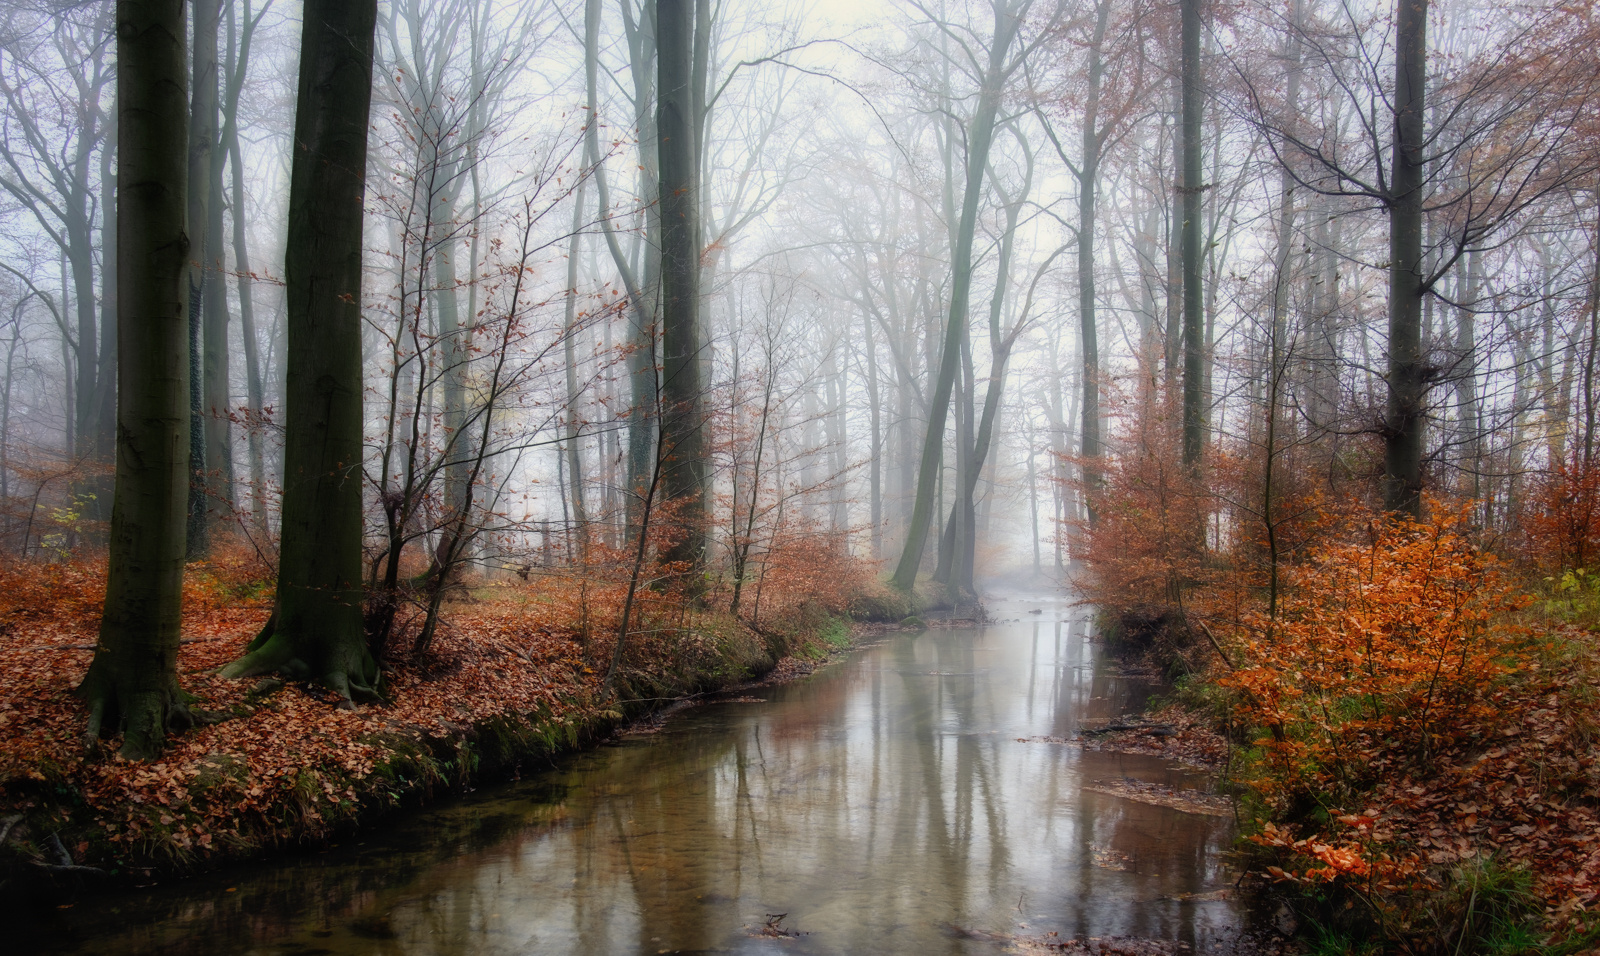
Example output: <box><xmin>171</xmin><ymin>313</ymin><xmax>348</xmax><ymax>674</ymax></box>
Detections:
<box><xmin>23</xmin><ymin>591</ymin><xmax>1249</xmax><ymax>954</ymax></box>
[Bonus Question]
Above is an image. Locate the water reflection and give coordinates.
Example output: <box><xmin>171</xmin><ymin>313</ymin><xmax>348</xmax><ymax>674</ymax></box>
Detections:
<box><xmin>24</xmin><ymin>594</ymin><xmax>1244</xmax><ymax>955</ymax></box>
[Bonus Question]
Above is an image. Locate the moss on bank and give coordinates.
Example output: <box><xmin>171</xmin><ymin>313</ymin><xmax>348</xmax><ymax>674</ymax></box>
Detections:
<box><xmin>0</xmin><ymin>595</ymin><xmax>861</xmax><ymax>907</ymax></box>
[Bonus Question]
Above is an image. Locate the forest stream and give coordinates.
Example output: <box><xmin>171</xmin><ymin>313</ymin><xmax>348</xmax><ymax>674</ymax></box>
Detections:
<box><xmin>22</xmin><ymin>591</ymin><xmax>1251</xmax><ymax>955</ymax></box>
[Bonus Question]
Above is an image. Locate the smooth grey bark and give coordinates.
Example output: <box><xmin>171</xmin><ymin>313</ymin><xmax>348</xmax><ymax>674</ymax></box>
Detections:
<box><xmin>224</xmin><ymin>0</ymin><xmax>268</xmax><ymax>521</ymax></box>
<box><xmin>1179</xmin><ymin>0</ymin><xmax>1205</xmax><ymax>469</ymax></box>
<box><xmin>221</xmin><ymin>0</ymin><xmax>380</xmax><ymax>699</ymax></box>
<box><xmin>1</xmin><ymin>310</ymin><xmax>22</xmax><ymax>527</ymax></box>
<box><xmin>1034</xmin><ymin>0</ymin><xmax>1110</xmax><ymax>536</ymax></box>
<box><xmin>202</xmin><ymin>58</ymin><xmax>233</xmax><ymax>523</ymax></box>
<box><xmin>828</xmin><ymin>343</ymin><xmax>850</xmax><ymax>535</ymax></box>
<box><xmin>1163</xmin><ymin>76</ymin><xmax>1183</xmax><ymax>380</ymax></box>
<box><xmin>79</xmin><ymin>0</ymin><xmax>192</xmax><ymax>760</ymax></box>
<box><xmin>941</xmin><ymin>239</ymin><xmax>1064</xmax><ymax>596</ymax></box>
<box><xmin>891</xmin><ymin>0</ymin><xmax>1025</xmax><ymax>594</ymax></box>
<box><xmin>622</xmin><ymin>0</ymin><xmax>662</xmax><ymax>518</ymax></box>
<box><xmin>434</xmin><ymin>184</ymin><xmax>469</xmax><ymax>536</ymax></box>
<box><xmin>862</xmin><ymin>309</ymin><xmax>883</xmax><ymax>561</ymax></box>
<box><xmin>59</xmin><ymin>254</ymin><xmax>74</xmax><ymax>459</ymax></box>
<box><xmin>1076</xmin><ymin>0</ymin><xmax>1107</xmax><ymax>526</ymax></box>
<box><xmin>1025</xmin><ymin>439</ymin><xmax>1038</xmax><ymax>571</ymax></box>
<box><xmin>586</xmin><ymin>0</ymin><xmax>660</xmax><ymax>533</ymax></box>
<box><xmin>1045</xmin><ymin>327</ymin><xmax>1068</xmax><ymax>568</ymax></box>
<box><xmin>184</xmin><ymin>0</ymin><xmax>220</xmax><ymax>554</ymax></box>
<box><xmin>656</xmin><ymin>0</ymin><xmax>707</xmax><ymax>573</ymax></box>
<box><xmin>1382</xmin><ymin>0</ymin><xmax>1428</xmax><ymax>517</ymax></box>
<box><xmin>93</xmin><ymin>111</ymin><xmax>118</xmax><ymax>493</ymax></box>
<box><xmin>936</xmin><ymin>144</ymin><xmax>1041</xmax><ymax>596</ymax></box>
<box><xmin>563</xmin><ymin>180</ymin><xmax>590</xmax><ymax>546</ymax></box>
<box><xmin>1582</xmin><ymin>202</ymin><xmax>1600</xmax><ymax>471</ymax></box>
<box><xmin>1534</xmin><ymin>240</ymin><xmax>1565</xmax><ymax>468</ymax></box>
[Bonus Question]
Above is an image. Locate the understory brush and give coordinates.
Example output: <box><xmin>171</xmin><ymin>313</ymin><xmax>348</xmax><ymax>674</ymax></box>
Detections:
<box><xmin>1070</xmin><ymin>378</ymin><xmax>1600</xmax><ymax>951</ymax></box>
<box><xmin>1086</xmin><ymin>493</ymin><xmax>1600</xmax><ymax>951</ymax></box>
<box><xmin>1217</xmin><ymin>514</ymin><xmax>1600</xmax><ymax>952</ymax></box>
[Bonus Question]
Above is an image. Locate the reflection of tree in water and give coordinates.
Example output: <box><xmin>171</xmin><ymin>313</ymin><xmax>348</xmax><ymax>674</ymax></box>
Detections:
<box><xmin>37</xmin><ymin>614</ymin><xmax>1245</xmax><ymax>956</ymax></box>
<box><xmin>29</xmin><ymin>786</ymin><xmax>567</xmax><ymax>955</ymax></box>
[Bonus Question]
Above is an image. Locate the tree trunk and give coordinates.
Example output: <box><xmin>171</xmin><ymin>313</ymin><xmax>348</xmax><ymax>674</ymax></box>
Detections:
<box><xmin>563</xmin><ymin>180</ymin><xmax>589</xmax><ymax>548</ymax></box>
<box><xmin>656</xmin><ymin>0</ymin><xmax>707</xmax><ymax>574</ymax></box>
<box><xmin>185</xmin><ymin>0</ymin><xmax>220</xmax><ymax>556</ymax></box>
<box><xmin>1258</xmin><ymin>0</ymin><xmax>1303</xmax><ymax>622</ymax></box>
<box><xmin>1078</xmin><ymin>0</ymin><xmax>1109</xmax><ymax>528</ymax></box>
<box><xmin>1164</xmin><ymin>76</ymin><xmax>1183</xmax><ymax>381</ymax></box>
<box><xmin>1382</xmin><ymin>0</ymin><xmax>1429</xmax><ymax>517</ymax></box>
<box><xmin>586</xmin><ymin>0</ymin><xmax>659</xmax><ymax>535</ymax></box>
<box><xmin>940</xmin><ymin>158</ymin><xmax>1030</xmax><ymax>595</ymax></box>
<box><xmin>227</xmin><ymin>118</ymin><xmax>266</xmax><ymax>522</ymax></box>
<box><xmin>79</xmin><ymin>0</ymin><xmax>193</xmax><ymax>760</ymax></box>
<box><xmin>92</xmin><ymin>111</ymin><xmax>118</xmax><ymax>521</ymax></box>
<box><xmin>863</xmin><ymin>310</ymin><xmax>883</xmax><ymax>561</ymax></box>
<box><xmin>1453</xmin><ymin>247</ymin><xmax>1482</xmax><ymax>515</ymax></box>
<box><xmin>203</xmin><ymin>84</ymin><xmax>233</xmax><ymax>523</ymax></box>
<box><xmin>891</xmin><ymin>1</ymin><xmax>1021</xmax><ymax>593</ymax></box>
<box><xmin>1180</xmin><ymin>0</ymin><xmax>1206</xmax><ymax>469</ymax></box>
<box><xmin>224</xmin><ymin>0</ymin><xmax>267</xmax><ymax>525</ymax></box>
<box><xmin>221</xmin><ymin>0</ymin><xmax>380</xmax><ymax>700</ymax></box>
<box><xmin>435</xmin><ymin>185</ymin><xmax>471</xmax><ymax>554</ymax></box>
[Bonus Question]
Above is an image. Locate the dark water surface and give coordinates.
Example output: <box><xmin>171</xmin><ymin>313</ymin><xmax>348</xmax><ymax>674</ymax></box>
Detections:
<box><xmin>26</xmin><ymin>591</ymin><xmax>1247</xmax><ymax>954</ymax></box>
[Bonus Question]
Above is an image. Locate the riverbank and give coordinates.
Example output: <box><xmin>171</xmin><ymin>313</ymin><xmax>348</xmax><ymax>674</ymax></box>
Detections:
<box><xmin>0</xmin><ymin>551</ymin><xmax>903</xmax><ymax>907</ymax></box>
<box><xmin>14</xmin><ymin>588</ymin><xmax>1249</xmax><ymax>956</ymax></box>
<box><xmin>1085</xmin><ymin>510</ymin><xmax>1600</xmax><ymax>954</ymax></box>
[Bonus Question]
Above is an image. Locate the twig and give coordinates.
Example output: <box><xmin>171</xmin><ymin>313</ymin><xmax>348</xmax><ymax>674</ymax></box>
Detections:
<box><xmin>1198</xmin><ymin>622</ymin><xmax>1237</xmax><ymax>670</ymax></box>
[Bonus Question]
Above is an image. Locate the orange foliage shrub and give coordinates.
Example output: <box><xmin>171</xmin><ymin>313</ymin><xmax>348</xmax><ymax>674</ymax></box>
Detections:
<box><xmin>1219</xmin><ymin>508</ymin><xmax>1532</xmax><ymax>884</ymax></box>
<box><xmin>1076</xmin><ymin>392</ymin><xmax>1209</xmax><ymax>630</ymax></box>
<box><xmin>1523</xmin><ymin>458</ymin><xmax>1600</xmax><ymax>574</ymax></box>
<box><xmin>733</xmin><ymin>527</ymin><xmax>864</xmax><ymax>624</ymax></box>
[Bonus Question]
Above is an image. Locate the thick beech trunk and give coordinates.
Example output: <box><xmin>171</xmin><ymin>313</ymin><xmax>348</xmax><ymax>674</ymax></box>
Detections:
<box><xmin>656</xmin><ymin>0</ymin><xmax>707</xmax><ymax>573</ymax></box>
<box><xmin>79</xmin><ymin>0</ymin><xmax>193</xmax><ymax>760</ymax></box>
<box><xmin>221</xmin><ymin>0</ymin><xmax>380</xmax><ymax>700</ymax></box>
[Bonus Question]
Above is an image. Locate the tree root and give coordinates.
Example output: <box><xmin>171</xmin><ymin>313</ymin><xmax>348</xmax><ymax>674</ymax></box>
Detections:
<box><xmin>33</xmin><ymin>833</ymin><xmax>107</xmax><ymax>879</ymax></box>
<box><xmin>219</xmin><ymin>631</ymin><xmax>381</xmax><ymax>704</ymax></box>
<box><xmin>78</xmin><ymin>676</ymin><xmax>194</xmax><ymax>760</ymax></box>
<box><xmin>217</xmin><ymin>633</ymin><xmax>301</xmax><ymax>681</ymax></box>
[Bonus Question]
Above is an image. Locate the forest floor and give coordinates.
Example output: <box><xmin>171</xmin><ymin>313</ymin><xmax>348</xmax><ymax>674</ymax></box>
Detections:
<box><xmin>0</xmin><ymin>549</ymin><xmax>901</xmax><ymax>905</ymax></box>
<box><xmin>1105</xmin><ymin>601</ymin><xmax>1600</xmax><ymax>954</ymax></box>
